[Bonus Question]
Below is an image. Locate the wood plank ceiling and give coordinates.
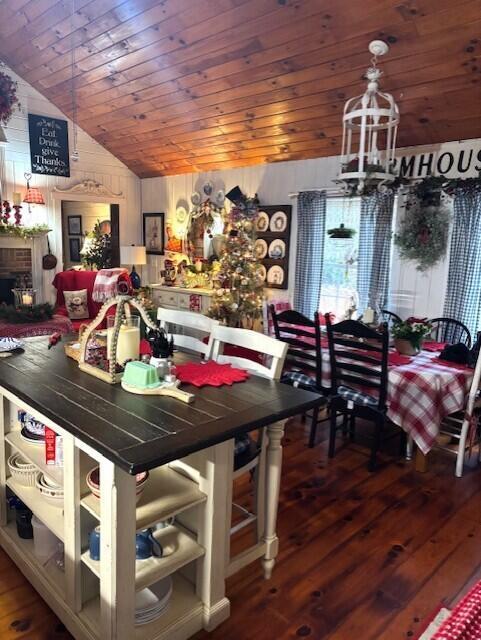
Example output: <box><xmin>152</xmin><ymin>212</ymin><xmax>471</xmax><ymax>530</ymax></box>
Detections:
<box><xmin>0</xmin><ymin>0</ymin><xmax>480</xmax><ymax>178</ymax></box>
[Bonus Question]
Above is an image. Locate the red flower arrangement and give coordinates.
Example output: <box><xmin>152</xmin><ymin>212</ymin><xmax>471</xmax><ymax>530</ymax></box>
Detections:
<box><xmin>0</xmin><ymin>70</ymin><xmax>19</xmax><ymax>125</ymax></box>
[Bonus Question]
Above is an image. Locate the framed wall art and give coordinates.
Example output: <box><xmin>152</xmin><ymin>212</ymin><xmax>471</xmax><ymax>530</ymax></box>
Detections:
<box><xmin>67</xmin><ymin>215</ymin><xmax>82</xmax><ymax>235</ymax></box>
<box><xmin>143</xmin><ymin>212</ymin><xmax>165</xmax><ymax>255</ymax></box>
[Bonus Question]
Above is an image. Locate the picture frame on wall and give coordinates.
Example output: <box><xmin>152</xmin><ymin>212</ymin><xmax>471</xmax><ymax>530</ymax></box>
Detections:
<box><xmin>67</xmin><ymin>215</ymin><xmax>82</xmax><ymax>235</ymax></box>
<box><xmin>143</xmin><ymin>212</ymin><xmax>165</xmax><ymax>255</ymax></box>
<box><xmin>69</xmin><ymin>237</ymin><xmax>81</xmax><ymax>263</ymax></box>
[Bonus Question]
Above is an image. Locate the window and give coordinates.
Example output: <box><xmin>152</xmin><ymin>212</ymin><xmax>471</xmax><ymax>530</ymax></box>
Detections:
<box><xmin>320</xmin><ymin>197</ymin><xmax>361</xmax><ymax>319</ymax></box>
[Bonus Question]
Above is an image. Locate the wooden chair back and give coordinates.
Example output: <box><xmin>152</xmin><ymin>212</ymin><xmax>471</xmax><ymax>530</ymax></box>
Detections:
<box><xmin>325</xmin><ymin>315</ymin><xmax>389</xmax><ymax>409</ymax></box>
<box><xmin>269</xmin><ymin>305</ymin><xmax>322</xmax><ymax>389</ymax></box>
<box><xmin>429</xmin><ymin>317</ymin><xmax>472</xmax><ymax>348</ymax></box>
<box><xmin>209</xmin><ymin>325</ymin><xmax>288</xmax><ymax>380</ymax></box>
<box><xmin>381</xmin><ymin>309</ymin><xmax>402</xmax><ymax>330</ymax></box>
<box><xmin>157</xmin><ymin>307</ymin><xmax>218</xmax><ymax>357</ymax></box>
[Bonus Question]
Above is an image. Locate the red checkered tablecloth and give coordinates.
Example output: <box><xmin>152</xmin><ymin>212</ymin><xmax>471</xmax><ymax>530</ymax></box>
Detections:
<box><xmin>321</xmin><ymin>349</ymin><xmax>473</xmax><ymax>454</ymax></box>
<box><xmin>0</xmin><ymin>314</ymin><xmax>73</xmax><ymax>339</ymax></box>
<box><xmin>432</xmin><ymin>579</ymin><xmax>481</xmax><ymax>639</ymax></box>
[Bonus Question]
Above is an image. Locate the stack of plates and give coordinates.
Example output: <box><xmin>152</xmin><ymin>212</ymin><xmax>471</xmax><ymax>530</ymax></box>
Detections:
<box><xmin>0</xmin><ymin>337</ymin><xmax>23</xmax><ymax>353</ymax></box>
<box><xmin>135</xmin><ymin>576</ymin><xmax>172</xmax><ymax>626</ymax></box>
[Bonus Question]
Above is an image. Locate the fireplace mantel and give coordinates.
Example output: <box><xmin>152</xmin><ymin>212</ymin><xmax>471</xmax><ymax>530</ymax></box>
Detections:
<box><xmin>0</xmin><ymin>233</ymin><xmax>48</xmax><ymax>302</ymax></box>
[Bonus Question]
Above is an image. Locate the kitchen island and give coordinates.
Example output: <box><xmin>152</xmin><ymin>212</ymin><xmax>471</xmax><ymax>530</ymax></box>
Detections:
<box><xmin>0</xmin><ymin>338</ymin><xmax>322</xmax><ymax>640</ymax></box>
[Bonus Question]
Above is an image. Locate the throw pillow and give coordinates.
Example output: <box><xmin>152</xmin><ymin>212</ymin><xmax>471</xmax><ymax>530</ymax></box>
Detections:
<box><xmin>64</xmin><ymin>289</ymin><xmax>89</xmax><ymax>320</ymax></box>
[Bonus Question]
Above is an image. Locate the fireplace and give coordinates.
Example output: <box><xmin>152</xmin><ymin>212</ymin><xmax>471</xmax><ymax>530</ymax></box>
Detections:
<box><xmin>0</xmin><ymin>233</ymin><xmax>47</xmax><ymax>303</ymax></box>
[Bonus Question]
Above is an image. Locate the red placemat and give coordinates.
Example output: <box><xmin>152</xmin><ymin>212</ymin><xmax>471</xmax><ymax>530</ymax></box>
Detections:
<box><xmin>423</xmin><ymin>341</ymin><xmax>447</xmax><ymax>352</ymax></box>
<box><xmin>175</xmin><ymin>361</ymin><xmax>250</xmax><ymax>387</ymax></box>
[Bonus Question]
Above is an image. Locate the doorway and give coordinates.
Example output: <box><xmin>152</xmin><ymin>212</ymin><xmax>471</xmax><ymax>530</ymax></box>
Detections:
<box><xmin>61</xmin><ymin>201</ymin><xmax>120</xmax><ymax>270</ymax></box>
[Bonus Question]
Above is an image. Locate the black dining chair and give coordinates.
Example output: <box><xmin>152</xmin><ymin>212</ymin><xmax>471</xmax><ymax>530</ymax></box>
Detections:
<box><xmin>270</xmin><ymin>306</ymin><xmax>329</xmax><ymax>447</ymax></box>
<box><xmin>428</xmin><ymin>317</ymin><xmax>472</xmax><ymax>348</ymax></box>
<box><xmin>381</xmin><ymin>309</ymin><xmax>402</xmax><ymax>330</ymax></box>
<box><xmin>325</xmin><ymin>314</ymin><xmax>405</xmax><ymax>471</ymax></box>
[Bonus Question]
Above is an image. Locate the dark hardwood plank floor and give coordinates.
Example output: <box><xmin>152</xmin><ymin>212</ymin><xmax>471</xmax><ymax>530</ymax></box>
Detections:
<box><xmin>1</xmin><ymin>417</ymin><xmax>481</xmax><ymax>639</ymax></box>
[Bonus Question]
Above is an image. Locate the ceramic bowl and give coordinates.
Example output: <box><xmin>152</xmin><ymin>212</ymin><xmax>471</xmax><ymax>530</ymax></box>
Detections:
<box><xmin>87</xmin><ymin>467</ymin><xmax>148</xmax><ymax>503</ymax></box>
<box><xmin>36</xmin><ymin>473</ymin><xmax>63</xmax><ymax>504</ymax></box>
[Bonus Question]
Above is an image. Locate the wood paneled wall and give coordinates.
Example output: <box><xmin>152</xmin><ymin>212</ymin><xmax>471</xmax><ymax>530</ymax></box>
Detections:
<box><xmin>142</xmin><ymin>137</ymin><xmax>481</xmax><ymax>319</ymax></box>
<box><xmin>1</xmin><ymin>65</ymin><xmax>141</xmax><ymax>301</ymax></box>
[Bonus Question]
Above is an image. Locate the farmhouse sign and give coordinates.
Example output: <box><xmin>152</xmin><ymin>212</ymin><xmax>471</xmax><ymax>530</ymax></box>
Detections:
<box><xmin>28</xmin><ymin>114</ymin><xmax>70</xmax><ymax>177</ymax></box>
<box><xmin>392</xmin><ymin>143</ymin><xmax>481</xmax><ymax>180</ymax></box>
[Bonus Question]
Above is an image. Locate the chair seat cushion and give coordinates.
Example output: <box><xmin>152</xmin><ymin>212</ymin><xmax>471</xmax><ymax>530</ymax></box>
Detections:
<box><xmin>337</xmin><ymin>385</ymin><xmax>378</xmax><ymax>407</ymax></box>
<box><xmin>234</xmin><ymin>434</ymin><xmax>260</xmax><ymax>471</ymax></box>
<box><xmin>281</xmin><ymin>371</ymin><xmax>318</xmax><ymax>390</ymax></box>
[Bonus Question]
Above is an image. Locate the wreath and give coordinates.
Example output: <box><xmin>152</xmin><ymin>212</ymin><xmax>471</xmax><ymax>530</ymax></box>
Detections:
<box><xmin>0</xmin><ymin>70</ymin><xmax>20</xmax><ymax>125</ymax></box>
<box><xmin>394</xmin><ymin>177</ymin><xmax>450</xmax><ymax>272</ymax></box>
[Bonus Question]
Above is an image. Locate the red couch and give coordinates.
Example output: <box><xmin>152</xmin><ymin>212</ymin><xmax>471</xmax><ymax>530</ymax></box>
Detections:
<box><xmin>52</xmin><ymin>270</ymin><xmax>103</xmax><ymax>331</ymax></box>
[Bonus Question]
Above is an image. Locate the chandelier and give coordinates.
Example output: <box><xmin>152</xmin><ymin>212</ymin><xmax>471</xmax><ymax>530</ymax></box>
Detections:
<box><xmin>337</xmin><ymin>40</ymin><xmax>399</xmax><ymax>195</ymax></box>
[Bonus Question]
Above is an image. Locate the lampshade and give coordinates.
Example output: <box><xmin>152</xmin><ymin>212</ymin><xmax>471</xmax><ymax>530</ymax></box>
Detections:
<box><xmin>23</xmin><ymin>187</ymin><xmax>45</xmax><ymax>205</ymax></box>
<box><xmin>120</xmin><ymin>245</ymin><xmax>147</xmax><ymax>265</ymax></box>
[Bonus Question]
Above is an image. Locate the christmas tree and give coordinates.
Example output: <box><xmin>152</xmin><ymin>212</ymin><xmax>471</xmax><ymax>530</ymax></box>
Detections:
<box><xmin>81</xmin><ymin>221</ymin><xmax>112</xmax><ymax>270</ymax></box>
<box><xmin>208</xmin><ymin>197</ymin><xmax>264</xmax><ymax>327</ymax></box>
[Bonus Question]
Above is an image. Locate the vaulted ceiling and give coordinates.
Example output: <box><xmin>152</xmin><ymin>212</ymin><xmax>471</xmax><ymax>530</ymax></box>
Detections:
<box><xmin>0</xmin><ymin>0</ymin><xmax>480</xmax><ymax>177</ymax></box>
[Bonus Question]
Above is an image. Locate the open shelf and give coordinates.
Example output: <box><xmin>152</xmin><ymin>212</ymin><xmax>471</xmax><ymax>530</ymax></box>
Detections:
<box><xmin>6</xmin><ymin>477</ymin><xmax>64</xmax><ymax>541</ymax></box>
<box><xmin>80</xmin><ymin>572</ymin><xmax>203</xmax><ymax>640</ymax></box>
<box><xmin>6</xmin><ymin>430</ymin><xmax>63</xmax><ymax>485</ymax></box>
<box><xmin>81</xmin><ymin>524</ymin><xmax>204</xmax><ymax>592</ymax></box>
<box><xmin>81</xmin><ymin>466</ymin><xmax>206</xmax><ymax>531</ymax></box>
<box><xmin>0</xmin><ymin>520</ymin><xmax>65</xmax><ymax>597</ymax></box>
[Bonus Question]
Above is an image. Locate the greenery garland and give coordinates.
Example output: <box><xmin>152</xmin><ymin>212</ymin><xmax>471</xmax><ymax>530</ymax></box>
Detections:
<box><xmin>0</xmin><ymin>223</ymin><xmax>50</xmax><ymax>239</ymax></box>
<box><xmin>0</xmin><ymin>303</ymin><xmax>54</xmax><ymax>324</ymax></box>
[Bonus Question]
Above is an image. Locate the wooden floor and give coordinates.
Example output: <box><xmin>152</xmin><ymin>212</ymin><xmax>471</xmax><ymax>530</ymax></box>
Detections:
<box><xmin>2</xmin><ymin>417</ymin><xmax>481</xmax><ymax>639</ymax></box>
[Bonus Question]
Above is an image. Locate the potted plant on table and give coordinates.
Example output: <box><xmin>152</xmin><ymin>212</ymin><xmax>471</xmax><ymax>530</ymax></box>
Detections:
<box><xmin>391</xmin><ymin>317</ymin><xmax>432</xmax><ymax>356</ymax></box>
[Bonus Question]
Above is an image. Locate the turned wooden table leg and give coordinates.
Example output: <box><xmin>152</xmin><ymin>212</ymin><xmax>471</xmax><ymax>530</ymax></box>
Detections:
<box><xmin>262</xmin><ymin>419</ymin><xmax>285</xmax><ymax>580</ymax></box>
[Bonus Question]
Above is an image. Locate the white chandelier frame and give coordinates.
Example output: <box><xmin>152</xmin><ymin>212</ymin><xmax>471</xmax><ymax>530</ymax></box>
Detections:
<box><xmin>337</xmin><ymin>40</ymin><xmax>400</xmax><ymax>194</ymax></box>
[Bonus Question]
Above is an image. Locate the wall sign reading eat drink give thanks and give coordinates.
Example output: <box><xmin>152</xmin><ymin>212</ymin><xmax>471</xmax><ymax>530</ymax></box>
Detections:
<box><xmin>28</xmin><ymin>113</ymin><xmax>70</xmax><ymax>177</ymax></box>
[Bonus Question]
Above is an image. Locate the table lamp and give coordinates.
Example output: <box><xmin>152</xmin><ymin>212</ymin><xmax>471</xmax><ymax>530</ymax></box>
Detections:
<box><xmin>120</xmin><ymin>245</ymin><xmax>147</xmax><ymax>289</ymax></box>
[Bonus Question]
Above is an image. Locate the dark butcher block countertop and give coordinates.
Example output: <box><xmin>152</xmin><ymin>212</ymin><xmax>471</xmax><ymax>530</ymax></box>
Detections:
<box><xmin>0</xmin><ymin>338</ymin><xmax>323</xmax><ymax>474</ymax></box>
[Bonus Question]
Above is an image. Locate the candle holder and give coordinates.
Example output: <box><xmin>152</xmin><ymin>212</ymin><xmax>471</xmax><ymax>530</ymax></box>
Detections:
<box><xmin>78</xmin><ymin>295</ymin><xmax>157</xmax><ymax>384</ymax></box>
<box><xmin>13</xmin><ymin>288</ymin><xmax>37</xmax><ymax>308</ymax></box>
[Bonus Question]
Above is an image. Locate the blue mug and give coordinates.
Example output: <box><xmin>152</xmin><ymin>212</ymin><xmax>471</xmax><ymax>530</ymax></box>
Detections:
<box><xmin>136</xmin><ymin>528</ymin><xmax>163</xmax><ymax>560</ymax></box>
<box><xmin>89</xmin><ymin>526</ymin><xmax>101</xmax><ymax>561</ymax></box>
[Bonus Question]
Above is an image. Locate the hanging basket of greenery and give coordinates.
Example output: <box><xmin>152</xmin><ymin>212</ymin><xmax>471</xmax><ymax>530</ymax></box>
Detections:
<box><xmin>394</xmin><ymin>177</ymin><xmax>450</xmax><ymax>272</ymax></box>
<box><xmin>0</xmin><ymin>70</ymin><xmax>20</xmax><ymax>125</ymax></box>
<box><xmin>327</xmin><ymin>223</ymin><xmax>356</xmax><ymax>239</ymax></box>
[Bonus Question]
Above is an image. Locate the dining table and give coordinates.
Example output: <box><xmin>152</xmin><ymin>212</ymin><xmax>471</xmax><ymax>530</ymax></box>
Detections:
<box><xmin>277</xmin><ymin>321</ymin><xmax>474</xmax><ymax>463</ymax></box>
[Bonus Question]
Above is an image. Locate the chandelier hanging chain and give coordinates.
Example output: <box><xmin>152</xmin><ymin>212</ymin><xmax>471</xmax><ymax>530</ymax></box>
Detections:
<box><xmin>70</xmin><ymin>0</ymin><xmax>79</xmax><ymax>161</ymax></box>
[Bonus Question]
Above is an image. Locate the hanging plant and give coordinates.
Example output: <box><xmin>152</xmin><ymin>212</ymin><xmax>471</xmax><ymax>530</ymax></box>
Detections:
<box><xmin>327</xmin><ymin>223</ymin><xmax>356</xmax><ymax>239</ymax></box>
<box><xmin>394</xmin><ymin>177</ymin><xmax>450</xmax><ymax>272</ymax></box>
<box><xmin>0</xmin><ymin>70</ymin><xmax>20</xmax><ymax>125</ymax></box>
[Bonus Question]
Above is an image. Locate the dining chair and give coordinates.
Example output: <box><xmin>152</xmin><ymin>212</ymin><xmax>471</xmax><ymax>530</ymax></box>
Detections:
<box><xmin>381</xmin><ymin>309</ymin><xmax>402</xmax><ymax>330</ymax></box>
<box><xmin>325</xmin><ymin>315</ymin><xmax>405</xmax><ymax>471</ymax></box>
<box><xmin>157</xmin><ymin>307</ymin><xmax>218</xmax><ymax>357</ymax></box>
<box><xmin>208</xmin><ymin>325</ymin><xmax>288</xmax><ymax>577</ymax></box>
<box><xmin>269</xmin><ymin>305</ymin><xmax>329</xmax><ymax>447</ymax></box>
<box><xmin>428</xmin><ymin>317</ymin><xmax>472</xmax><ymax>348</ymax></box>
<box><xmin>436</xmin><ymin>346</ymin><xmax>481</xmax><ymax>477</ymax></box>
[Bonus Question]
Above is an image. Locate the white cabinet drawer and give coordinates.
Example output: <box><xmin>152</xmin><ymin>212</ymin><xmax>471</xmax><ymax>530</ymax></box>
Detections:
<box><xmin>156</xmin><ymin>290</ymin><xmax>179</xmax><ymax>307</ymax></box>
<box><xmin>178</xmin><ymin>294</ymin><xmax>190</xmax><ymax>309</ymax></box>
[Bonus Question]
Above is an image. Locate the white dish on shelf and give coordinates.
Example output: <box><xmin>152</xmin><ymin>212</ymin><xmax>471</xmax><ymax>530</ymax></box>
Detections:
<box><xmin>268</xmin><ymin>239</ymin><xmax>286</xmax><ymax>259</ymax></box>
<box><xmin>270</xmin><ymin>210</ymin><xmax>288</xmax><ymax>232</ymax></box>
<box><xmin>36</xmin><ymin>472</ymin><xmax>63</xmax><ymax>504</ymax></box>
<box><xmin>8</xmin><ymin>453</ymin><xmax>37</xmax><ymax>487</ymax></box>
<box><xmin>20</xmin><ymin>428</ymin><xmax>44</xmax><ymax>446</ymax></box>
<box><xmin>255</xmin><ymin>211</ymin><xmax>269</xmax><ymax>232</ymax></box>
<box><xmin>254</xmin><ymin>238</ymin><xmax>268</xmax><ymax>259</ymax></box>
<box><xmin>267</xmin><ymin>265</ymin><xmax>285</xmax><ymax>286</ymax></box>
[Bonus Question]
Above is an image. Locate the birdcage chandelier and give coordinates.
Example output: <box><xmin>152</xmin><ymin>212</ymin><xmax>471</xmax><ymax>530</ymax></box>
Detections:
<box><xmin>337</xmin><ymin>40</ymin><xmax>400</xmax><ymax>195</ymax></box>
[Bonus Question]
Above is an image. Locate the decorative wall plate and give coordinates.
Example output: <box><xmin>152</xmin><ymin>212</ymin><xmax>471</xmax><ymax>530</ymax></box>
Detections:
<box><xmin>270</xmin><ymin>210</ymin><xmax>288</xmax><ymax>232</ymax></box>
<box><xmin>203</xmin><ymin>181</ymin><xmax>213</xmax><ymax>196</ymax></box>
<box><xmin>215</xmin><ymin>189</ymin><xmax>225</xmax><ymax>206</ymax></box>
<box><xmin>267</xmin><ymin>265</ymin><xmax>285</xmax><ymax>286</ymax></box>
<box><xmin>256</xmin><ymin>211</ymin><xmax>269</xmax><ymax>232</ymax></box>
<box><xmin>175</xmin><ymin>206</ymin><xmax>187</xmax><ymax>224</ymax></box>
<box><xmin>191</xmin><ymin>191</ymin><xmax>201</xmax><ymax>206</ymax></box>
<box><xmin>254</xmin><ymin>238</ymin><xmax>268</xmax><ymax>259</ymax></box>
<box><xmin>268</xmin><ymin>239</ymin><xmax>286</xmax><ymax>259</ymax></box>
<box><xmin>258</xmin><ymin>264</ymin><xmax>267</xmax><ymax>282</ymax></box>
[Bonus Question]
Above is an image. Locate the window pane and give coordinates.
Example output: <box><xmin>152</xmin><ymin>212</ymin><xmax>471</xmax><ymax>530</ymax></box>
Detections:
<box><xmin>320</xmin><ymin>198</ymin><xmax>361</xmax><ymax>319</ymax></box>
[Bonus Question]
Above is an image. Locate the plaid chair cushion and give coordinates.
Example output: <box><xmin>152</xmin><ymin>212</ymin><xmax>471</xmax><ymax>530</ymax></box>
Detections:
<box><xmin>337</xmin><ymin>385</ymin><xmax>378</xmax><ymax>407</ymax></box>
<box><xmin>234</xmin><ymin>434</ymin><xmax>259</xmax><ymax>471</ymax></box>
<box><xmin>281</xmin><ymin>371</ymin><xmax>318</xmax><ymax>390</ymax></box>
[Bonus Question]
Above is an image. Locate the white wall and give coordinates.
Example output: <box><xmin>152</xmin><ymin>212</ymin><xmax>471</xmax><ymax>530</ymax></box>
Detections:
<box><xmin>0</xmin><ymin>65</ymin><xmax>141</xmax><ymax>301</ymax></box>
<box><xmin>142</xmin><ymin>138</ymin><xmax>481</xmax><ymax>319</ymax></box>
